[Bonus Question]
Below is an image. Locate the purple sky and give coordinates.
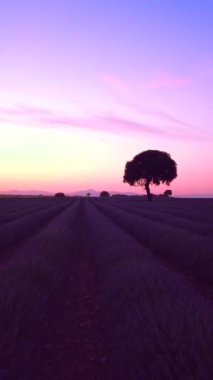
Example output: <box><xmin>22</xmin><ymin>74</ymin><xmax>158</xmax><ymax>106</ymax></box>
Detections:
<box><xmin>0</xmin><ymin>1</ymin><xmax>213</xmax><ymax>195</ymax></box>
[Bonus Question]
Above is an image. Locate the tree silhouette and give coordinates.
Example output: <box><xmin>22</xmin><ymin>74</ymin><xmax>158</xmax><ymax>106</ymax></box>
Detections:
<box><xmin>164</xmin><ymin>189</ymin><xmax>172</xmax><ymax>197</ymax></box>
<box><xmin>100</xmin><ymin>191</ymin><xmax>110</xmax><ymax>197</ymax></box>
<box><xmin>123</xmin><ymin>150</ymin><xmax>177</xmax><ymax>201</ymax></box>
<box><xmin>55</xmin><ymin>192</ymin><xmax>65</xmax><ymax>198</ymax></box>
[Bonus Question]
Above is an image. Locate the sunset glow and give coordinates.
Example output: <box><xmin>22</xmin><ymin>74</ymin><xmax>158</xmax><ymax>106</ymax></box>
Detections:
<box><xmin>0</xmin><ymin>1</ymin><xmax>213</xmax><ymax>196</ymax></box>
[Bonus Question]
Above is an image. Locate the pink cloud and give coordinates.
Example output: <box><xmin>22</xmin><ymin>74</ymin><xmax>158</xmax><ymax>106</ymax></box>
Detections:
<box><xmin>118</xmin><ymin>101</ymin><xmax>196</xmax><ymax>131</ymax></box>
<box><xmin>102</xmin><ymin>72</ymin><xmax>189</xmax><ymax>94</ymax></box>
<box><xmin>145</xmin><ymin>74</ymin><xmax>189</xmax><ymax>89</ymax></box>
<box><xmin>16</xmin><ymin>105</ymin><xmax>52</xmax><ymax>116</ymax></box>
<box><xmin>0</xmin><ymin>107</ymin><xmax>21</xmax><ymax>116</ymax></box>
<box><xmin>36</xmin><ymin>113</ymin><xmax>169</xmax><ymax>136</ymax></box>
<box><xmin>96</xmin><ymin>115</ymin><xmax>170</xmax><ymax>136</ymax></box>
<box><xmin>0</xmin><ymin>105</ymin><xmax>51</xmax><ymax>118</ymax></box>
<box><xmin>0</xmin><ymin>104</ymin><xmax>202</xmax><ymax>140</ymax></box>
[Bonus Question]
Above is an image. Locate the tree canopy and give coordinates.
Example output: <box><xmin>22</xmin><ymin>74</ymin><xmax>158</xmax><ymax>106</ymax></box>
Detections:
<box><xmin>54</xmin><ymin>192</ymin><xmax>65</xmax><ymax>198</ymax></box>
<box><xmin>123</xmin><ymin>150</ymin><xmax>177</xmax><ymax>200</ymax></box>
<box><xmin>164</xmin><ymin>189</ymin><xmax>173</xmax><ymax>197</ymax></box>
<box><xmin>100</xmin><ymin>191</ymin><xmax>110</xmax><ymax>197</ymax></box>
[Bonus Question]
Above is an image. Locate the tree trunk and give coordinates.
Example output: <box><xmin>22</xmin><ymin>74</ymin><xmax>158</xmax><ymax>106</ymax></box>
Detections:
<box><xmin>145</xmin><ymin>182</ymin><xmax>152</xmax><ymax>201</ymax></box>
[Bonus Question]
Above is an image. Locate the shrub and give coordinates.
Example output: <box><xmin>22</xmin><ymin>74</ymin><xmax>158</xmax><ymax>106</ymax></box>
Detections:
<box><xmin>100</xmin><ymin>191</ymin><xmax>110</xmax><ymax>197</ymax></box>
<box><xmin>54</xmin><ymin>192</ymin><xmax>65</xmax><ymax>198</ymax></box>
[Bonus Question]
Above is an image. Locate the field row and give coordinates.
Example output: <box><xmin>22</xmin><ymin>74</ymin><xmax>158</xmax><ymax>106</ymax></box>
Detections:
<box><xmin>0</xmin><ymin>197</ymin><xmax>70</xmax><ymax>224</ymax></box>
<box><xmin>93</xmin><ymin>198</ymin><xmax>213</xmax><ymax>285</ymax></box>
<box><xmin>109</xmin><ymin>199</ymin><xmax>213</xmax><ymax>236</ymax></box>
<box><xmin>86</xmin><ymin>200</ymin><xmax>213</xmax><ymax>379</ymax></box>
<box><xmin>0</xmin><ymin>200</ymin><xmax>81</xmax><ymax>379</ymax></box>
<box><xmin>0</xmin><ymin>198</ymin><xmax>73</xmax><ymax>255</ymax></box>
<box><xmin>110</xmin><ymin>197</ymin><xmax>213</xmax><ymax>223</ymax></box>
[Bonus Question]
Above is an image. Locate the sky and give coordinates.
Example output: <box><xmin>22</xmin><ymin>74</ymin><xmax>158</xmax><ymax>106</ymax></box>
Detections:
<box><xmin>0</xmin><ymin>0</ymin><xmax>213</xmax><ymax>196</ymax></box>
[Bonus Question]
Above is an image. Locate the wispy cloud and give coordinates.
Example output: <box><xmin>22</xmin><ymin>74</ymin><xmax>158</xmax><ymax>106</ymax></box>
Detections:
<box><xmin>118</xmin><ymin>100</ymin><xmax>207</xmax><ymax>140</ymax></box>
<box><xmin>145</xmin><ymin>74</ymin><xmax>189</xmax><ymax>89</ymax></box>
<box><xmin>96</xmin><ymin>115</ymin><xmax>171</xmax><ymax>136</ymax></box>
<box><xmin>102</xmin><ymin>72</ymin><xmax>190</xmax><ymax>94</ymax></box>
<box><xmin>0</xmin><ymin>104</ymin><xmax>203</xmax><ymax>140</ymax></box>
<box><xmin>118</xmin><ymin>101</ymin><xmax>195</xmax><ymax>131</ymax></box>
<box><xmin>0</xmin><ymin>105</ymin><xmax>51</xmax><ymax>118</ymax></box>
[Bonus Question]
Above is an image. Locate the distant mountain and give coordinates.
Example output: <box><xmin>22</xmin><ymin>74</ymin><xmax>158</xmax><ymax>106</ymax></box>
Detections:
<box><xmin>68</xmin><ymin>189</ymin><xmax>99</xmax><ymax>197</ymax></box>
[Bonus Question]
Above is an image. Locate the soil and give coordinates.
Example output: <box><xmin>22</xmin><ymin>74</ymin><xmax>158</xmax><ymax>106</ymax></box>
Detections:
<box><xmin>38</xmin><ymin>203</ymin><xmax>109</xmax><ymax>380</ymax></box>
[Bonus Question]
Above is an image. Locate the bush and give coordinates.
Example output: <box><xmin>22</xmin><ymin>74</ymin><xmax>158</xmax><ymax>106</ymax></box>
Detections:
<box><xmin>100</xmin><ymin>191</ymin><xmax>110</xmax><ymax>197</ymax></box>
<box><xmin>54</xmin><ymin>192</ymin><xmax>65</xmax><ymax>198</ymax></box>
<box><xmin>164</xmin><ymin>189</ymin><xmax>172</xmax><ymax>197</ymax></box>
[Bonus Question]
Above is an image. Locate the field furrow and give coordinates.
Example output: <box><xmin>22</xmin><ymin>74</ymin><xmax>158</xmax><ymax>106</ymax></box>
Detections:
<box><xmin>84</xmin><ymin>200</ymin><xmax>213</xmax><ymax>380</ymax></box>
<box><xmin>109</xmin><ymin>201</ymin><xmax>213</xmax><ymax>236</ymax></box>
<box><xmin>93</xmin><ymin>199</ymin><xmax>213</xmax><ymax>286</ymax></box>
<box><xmin>0</xmin><ymin>201</ymin><xmax>60</xmax><ymax>224</ymax></box>
<box><xmin>0</xmin><ymin>199</ymin><xmax>73</xmax><ymax>257</ymax></box>
<box><xmin>110</xmin><ymin>198</ymin><xmax>213</xmax><ymax>223</ymax></box>
<box><xmin>0</xmin><ymin>199</ymin><xmax>108</xmax><ymax>380</ymax></box>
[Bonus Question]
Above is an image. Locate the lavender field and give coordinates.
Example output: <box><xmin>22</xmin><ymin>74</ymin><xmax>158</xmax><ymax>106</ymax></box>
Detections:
<box><xmin>0</xmin><ymin>197</ymin><xmax>212</xmax><ymax>380</ymax></box>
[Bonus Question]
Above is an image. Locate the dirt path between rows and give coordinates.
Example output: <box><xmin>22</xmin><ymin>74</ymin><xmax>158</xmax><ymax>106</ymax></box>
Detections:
<box><xmin>38</xmin><ymin>203</ymin><xmax>109</xmax><ymax>380</ymax></box>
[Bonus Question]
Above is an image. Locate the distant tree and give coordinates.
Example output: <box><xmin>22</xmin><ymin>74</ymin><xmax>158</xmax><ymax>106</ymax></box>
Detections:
<box><xmin>86</xmin><ymin>192</ymin><xmax>91</xmax><ymax>197</ymax></box>
<box><xmin>100</xmin><ymin>191</ymin><xmax>110</xmax><ymax>197</ymax></box>
<box><xmin>123</xmin><ymin>150</ymin><xmax>177</xmax><ymax>201</ymax></box>
<box><xmin>164</xmin><ymin>189</ymin><xmax>172</xmax><ymax>197</ymax></box>
<box><xmin>54</xmin><ymin>192</ymin><xmax>65</xmax><ymax>198</ymax></box>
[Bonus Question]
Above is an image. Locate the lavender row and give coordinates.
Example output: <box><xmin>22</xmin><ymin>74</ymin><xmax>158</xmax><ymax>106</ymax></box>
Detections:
<box><xmin>0</xmin><ymin>199</ymin><xmax>73</xmax><ymax>253</ymax></box>
<box><xmin>84</xmin><ymin>201</ymin><xmax>213</xmax><ymax>380</ymax></box>
<box><xmin>93</xmin><ymin>200</ymin><xmax>213</xmax><ymax>285</ymax></box>
<box><xmin>0</xmin><ymin>197</ymin><xmax>56</xmax><ymax>214</ymax></box>
<box><xmin>0</xmin><ymin>200</ymin><xmax>63</xmax><ymax>225</ymax></box>
<box><xmin>109</xmin><ymin>200</ymin><xmax>213</xmax><ymax>237</ymax></box>
<box><xmin>109</xmin><ymin>197</ymin><xmax>213</xmax><ymax>223</ymax></box>
<box><xmin>0</xmin><ymin>200</ymin><xmax>80</xmax><ymax>378</ymax></box>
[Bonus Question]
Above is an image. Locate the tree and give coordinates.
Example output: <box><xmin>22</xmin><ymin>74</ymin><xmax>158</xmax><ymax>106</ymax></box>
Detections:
<box><xmin>164</xmin><ymin>189</ymin><xmax>172</xmax><ymax>197</ymax></box>
<box><xmin>86</xmin><ymin>193</ymin><xmax>91</xmax><ymax>197</ymax></box>
<box><xmin>100</xmin><ymin>191</ymin><xmax>110</xmax><ymax>197</ymax></box>
<box><xmin>54</xmin><ymin>192</ymin><xmax>65</xmax><ymax>198</ymax></box>
<box><xmin>123</xmin><ymin>150</ymin><xmax>177</xmax><ymax>201</ymax></box>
